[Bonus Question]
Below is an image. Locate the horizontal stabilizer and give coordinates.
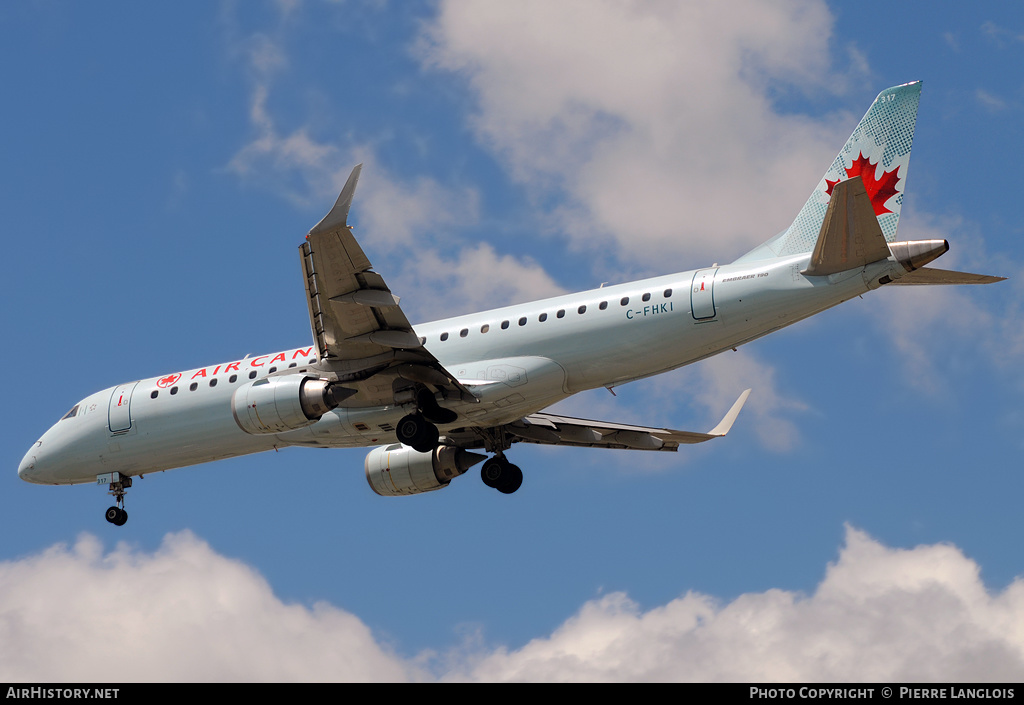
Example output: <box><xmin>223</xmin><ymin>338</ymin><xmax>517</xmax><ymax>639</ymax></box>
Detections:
<box><xmin>803</xmin><ymin>177</ymin><xmax>891</xmax><ymax>276</ymax></box>
<box><xmin>889</xmin><ymin>267</ymin><xmax>1006</xmax><ymax>285</ymax></box>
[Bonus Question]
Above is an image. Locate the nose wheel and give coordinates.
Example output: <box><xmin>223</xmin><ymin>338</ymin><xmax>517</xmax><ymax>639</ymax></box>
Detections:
<box><xmin>101</xmin><ymin>473</ymin><xmax>132</xmax><ymax>527</ymax></box>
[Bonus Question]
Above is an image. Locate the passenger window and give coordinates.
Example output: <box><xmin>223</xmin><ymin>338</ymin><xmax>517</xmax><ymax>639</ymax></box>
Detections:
<box><xmin>229</xmin><ymin>375</ymin><xmax>237</xmax><ymax>383</ymax></box>
<box><xmin>578</xmin><ymin>305</ymin><xmax>587</xmax><ymax>314</ymax></box>
<box><xmin>599</xmin><ymin>301</ymin><xmax>608</xmax><ymax>310</ymax></box>
<box><xmin>664</xmin><ymin>288</ymin><xmax>673</xmax><ymax>298</ymax></box>
<box><xmin>460</xmin><ymin>328</ymin><xmax>469</xmax><ymax>338</ymax></box>
<box><xmin>269</xmin><ymin>367</ymin><xmax>277</xmax><ymax>374</ymax></box>
<box><xmin>249</xmin><ymin>371</ymin><xmax>257</xmax><ymax>379</ymax></box>
<box><xmin>440</xmin><ymin>332</ymin><xmax>449</xmax><ymax>341</ymax></box>
<box><xmin>170</xmin><ymin>387</ymin><xmax>178</xmax><ymax>395</ymax></box>
<box><xmin>557</xmin><ymin>309</ymin><xmax>565</xmax><ymax>318</ymax></box>
<box><xmin>539</xmin><ymin>313</ymin><xmax>548</xmax><ymax>322</ymax></box>
<box><xmin>150</xmin><ymin>391</ymin><xmax>158</xmax><ymax>399</ymax></box>
<box><xmin>642</xmin><ymin>293</ymin><xmax>651</xmax><ymax>302</ymax></box>
<box><xmin>501</xmin><ymin>320</ymin><xmax>510</xmax><ymax>329</ymax></box>
<box><xmin>210</xmin><ymin>379</ymin><xmax>218</xmax><ymax>387</ymax></box>
<box><xmin>620</xmin><ymin>297</ymin><xmax>629</xmax><ymax>306</ymax></box>
<box><xmin>481</xmin><ymin>324</ymin><xmax>490</xmax><ymax>334</ymax></box>
<box><xmin>189</xmin><ymin>383</ymin><xmax>198</xmax><ymax>392</ymax></box>
<box><xmin>288</xmin><ymin>363</ymin><xmax>297</xmax><ymax>368</ymax></box>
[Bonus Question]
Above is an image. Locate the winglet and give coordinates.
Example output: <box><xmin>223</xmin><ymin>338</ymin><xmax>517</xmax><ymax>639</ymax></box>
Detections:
<box><xmin>706</xmin><ymin>389</ymin><xmax>752</xmax><ymax>437</ymax></box>
<box><xmin>309</xmin><ymin>164</ymin><xmax>363</xmax><ymax>236</ymax></box>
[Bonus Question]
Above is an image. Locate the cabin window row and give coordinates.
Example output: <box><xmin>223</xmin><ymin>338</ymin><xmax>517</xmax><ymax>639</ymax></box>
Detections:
<box><xmin>436</xmin><ymin>289</ymin><xmax>673</xmax><ymax>342</ymax></box>
<box><xmin>148</xmin><ymin>359</ymin><xmax>317</xmax><ymax>399</ymax></box>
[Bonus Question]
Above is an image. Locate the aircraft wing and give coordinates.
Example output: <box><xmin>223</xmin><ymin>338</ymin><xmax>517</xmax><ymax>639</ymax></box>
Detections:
<box><xmin>300</xmin><ymin>165</ymin><xmax>474</xmax><ymax>407</ymax></box>
<box><xmin>495</xmin><ymin>389</ymin><xmax>752</xmax><ymax>452</ymax></box>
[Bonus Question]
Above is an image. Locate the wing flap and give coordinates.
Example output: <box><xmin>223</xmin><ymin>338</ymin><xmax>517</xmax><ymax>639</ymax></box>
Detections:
<box><xmin>512</xmin><ymin>389</ymin><xmax>751</xmax><ymax>452</ymax></box>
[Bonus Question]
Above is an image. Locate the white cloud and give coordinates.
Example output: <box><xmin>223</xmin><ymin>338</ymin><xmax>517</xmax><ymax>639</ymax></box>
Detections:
<box><xmin>4</xmin><ymin>527</ymin><xmax>1023</xmax><ymax>682</ymax></box>
<box><xmin>402</xmin><ymin>243</ymin><xmax>566</xmax><ymax>321</ymax></box>
<box><xmin>351</xmin><ymin>148</ymin><xmax>481</xmax><ymax>253</ymax></box>
<box><xmin>861</xmin><ymin>209</ymin><xmax>1024</xmax><ymax>395</ymax></box>
<box><xmin>0</xmin><ymin>532</ymin><xmax>419</xmax><ymax>682</ymax></box>
<box><xmin>976</xmin><ymin>88</ymin><xmax>1007</xmax><ymax>112</ymax></box>
<box><xmin>419</xmin><ymin>0</ymin><xmax>860</xmax><ymax>265</ymax></box>
<box><xmin>219</xmin><ymin>9</ymin><xmax>563</xmax><ymax>315</ymax></box>
<box><xmin>690</xmin><ymin>350</ymin><xmax>807</xmax><ymax>452</ymax></box>
<box><xmin>446</xmin><ymin>525</ymin><xmax>1024</xmax><ymax>682</ymax></box>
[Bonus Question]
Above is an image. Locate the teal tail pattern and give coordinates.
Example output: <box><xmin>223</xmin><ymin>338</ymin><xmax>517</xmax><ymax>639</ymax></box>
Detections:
<box><xmin>736</xmin><ymin>81</ymin><xmax>921</xmax><ymax>264</ymax></box>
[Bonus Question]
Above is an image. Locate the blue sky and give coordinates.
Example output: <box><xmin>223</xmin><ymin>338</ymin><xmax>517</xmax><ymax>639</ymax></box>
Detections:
<box><xmin>2</xmin><ymin>1</ymin><xmax>1024</xmax><ymax>681</ymax></box>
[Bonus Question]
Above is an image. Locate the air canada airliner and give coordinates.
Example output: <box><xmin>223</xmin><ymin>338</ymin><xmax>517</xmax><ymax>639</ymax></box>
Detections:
<box><xmin>19</xmin><ymin>82</ymin><xmax>1003</xmax><ymax>526</ymax></box>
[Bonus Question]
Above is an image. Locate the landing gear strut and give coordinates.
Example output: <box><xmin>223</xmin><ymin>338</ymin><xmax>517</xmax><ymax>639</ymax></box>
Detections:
<box><xmin>102</xmin><ymin>473</ymin><xmax>131</xmax><ymax>526</ymax></box>
<box><xmin>480</xmin><ymin>455</ymin><xmax>523</xmax><ymax>494</ymax></box>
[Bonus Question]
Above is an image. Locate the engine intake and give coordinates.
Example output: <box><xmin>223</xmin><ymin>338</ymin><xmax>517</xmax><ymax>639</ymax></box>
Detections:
<box><xmin>231</xmin><ymin>375</ymin><xmax>339</xmax><ymax>435</ymax></box>
<box><xmin>365</xmin><ymin>444</ymin><xmax>486</xmax><ymax>497</ymax></box>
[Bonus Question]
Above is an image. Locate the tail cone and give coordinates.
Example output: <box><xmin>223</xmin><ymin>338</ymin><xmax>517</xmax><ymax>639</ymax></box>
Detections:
<box><xmin>889</xmin><ymin>239</ymin><xmax>949</xmax><ymax>272</ymax></box>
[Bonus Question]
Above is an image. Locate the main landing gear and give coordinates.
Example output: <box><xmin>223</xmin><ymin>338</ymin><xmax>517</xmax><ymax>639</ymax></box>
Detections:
<box><xmin>480</xmin><ymin>455</ymin><xmax>523</xmax><ymax>495</ymax></box>
<box><xmin>396</xmin><ymin>387</ymin><xmax>457</xmax><ymax>453</ymax></box>
<box><xmin>396</xmin><ymin>413</ymin><xmax>440</xmax><ymax>453</ymax></box>
<box><xmin>101</xmin><ymin>473</ymin><xmax>131</xmax><ymax>526</ymax></box>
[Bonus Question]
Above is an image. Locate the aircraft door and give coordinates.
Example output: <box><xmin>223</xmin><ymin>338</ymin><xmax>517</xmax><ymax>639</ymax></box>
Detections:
<box><xmin>691</xmin><ymin>268</ymin><xmax>718</xmax><ymax>320</ymax></box>
<box><xmin>108</xmin><ymin>382</ymin><xmax>139</xmax><ymax>434</ymax></box>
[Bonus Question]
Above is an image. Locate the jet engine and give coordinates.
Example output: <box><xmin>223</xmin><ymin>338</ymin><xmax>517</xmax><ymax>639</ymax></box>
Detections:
<box><xmin>231</xmin><ymin>375</ymin><xmax>341</xmax><ymax>435</ymax></box>
<box><xmin>365</xmin><ymin>443</ymin><xmax>486</xmax><ymax>497</ymax></box>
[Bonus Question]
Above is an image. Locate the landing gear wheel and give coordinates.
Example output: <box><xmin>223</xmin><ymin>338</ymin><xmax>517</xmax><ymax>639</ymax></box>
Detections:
<box><xmin>480</xmin><ymin>457</ymin><xmax>505</xmax><ymax>488</ymax></box>
<box><xmin>105</xmin><ymin>506</ymin><xmax>128</xmax><ymax>526</ymax></box>
<box><xmin>481</xmin><ymin>457</ymin><xmax>523</xmax><ymax>494</ymax></box>
<box><xmin>497</xmin><ymin>464</ymin><xmax>523</xmax><ymax>495</ymax></box>
<box><xmin>396</xmin><ymin>413</ymin><xmax>440</xmax><ymax>453</ymax></box>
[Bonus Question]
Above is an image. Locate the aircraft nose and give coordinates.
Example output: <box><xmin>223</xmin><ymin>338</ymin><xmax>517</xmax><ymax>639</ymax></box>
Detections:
<box><xmin>18</xmin><ymin>445</ymin><xmax>40</xmax><ymax>483</ymax></box>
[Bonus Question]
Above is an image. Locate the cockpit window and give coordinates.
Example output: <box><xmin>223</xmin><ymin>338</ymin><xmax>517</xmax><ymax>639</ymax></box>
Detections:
<box><xmin>61</xmin><ymin>405</ymin><xmax>80</xmax><ymax>420</ymax></box>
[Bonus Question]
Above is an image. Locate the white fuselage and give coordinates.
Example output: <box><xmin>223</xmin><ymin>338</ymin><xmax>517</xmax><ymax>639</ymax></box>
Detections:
<box><xmin>18</xmin><ymin>252</ymin><xmax>898</xmax><ymax>486</ymax></box>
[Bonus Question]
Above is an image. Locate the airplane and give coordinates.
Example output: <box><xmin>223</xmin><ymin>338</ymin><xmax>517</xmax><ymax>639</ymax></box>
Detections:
<box><xmin>18</xmin><ymin>81</ymin><xmax>1003</xmax><ymax>526</ymax></box>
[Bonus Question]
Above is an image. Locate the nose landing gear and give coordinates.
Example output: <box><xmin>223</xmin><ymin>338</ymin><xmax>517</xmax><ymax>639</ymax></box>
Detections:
<box><xmin>99</xmin><ymin>473</ymin><xmax>132</xmax><ymax>526</ymax></box>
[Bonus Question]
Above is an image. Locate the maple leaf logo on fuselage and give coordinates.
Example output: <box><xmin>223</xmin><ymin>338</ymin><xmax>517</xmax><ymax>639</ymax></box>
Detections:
<box><xmin>825</xmin><ymin>152</ymin><xmax>902</xmax><ymax>216</ymax></box>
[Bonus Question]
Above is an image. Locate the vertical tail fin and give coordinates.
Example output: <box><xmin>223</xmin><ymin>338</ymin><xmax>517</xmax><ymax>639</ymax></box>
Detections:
<box><xmin>735</xmin><ymin>81</ymin><xmax>922</xmax><ymax>263</ymax></box>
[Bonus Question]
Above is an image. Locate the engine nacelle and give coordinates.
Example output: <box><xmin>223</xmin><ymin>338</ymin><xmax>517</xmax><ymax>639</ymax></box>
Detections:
<box><xmin>231</xmin><ymin>375</ymin><xmax>336</xmax><ymax>435</ymax></box>
<box><xmin>365</xmin><ymin>444</ymin><xmax>486</xmax><ymax>497</ymax></box>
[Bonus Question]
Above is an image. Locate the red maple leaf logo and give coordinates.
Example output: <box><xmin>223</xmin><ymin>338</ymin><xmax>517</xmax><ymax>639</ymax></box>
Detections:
<box><xmin>157</xmin><ymin>373</ymin><xmax>181</xmax><ymax>389</ymax></box>
<box><xmin>825</xmin><ymin>152</ymin><xmax>902</xmax><ymax>216</ymax></box>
